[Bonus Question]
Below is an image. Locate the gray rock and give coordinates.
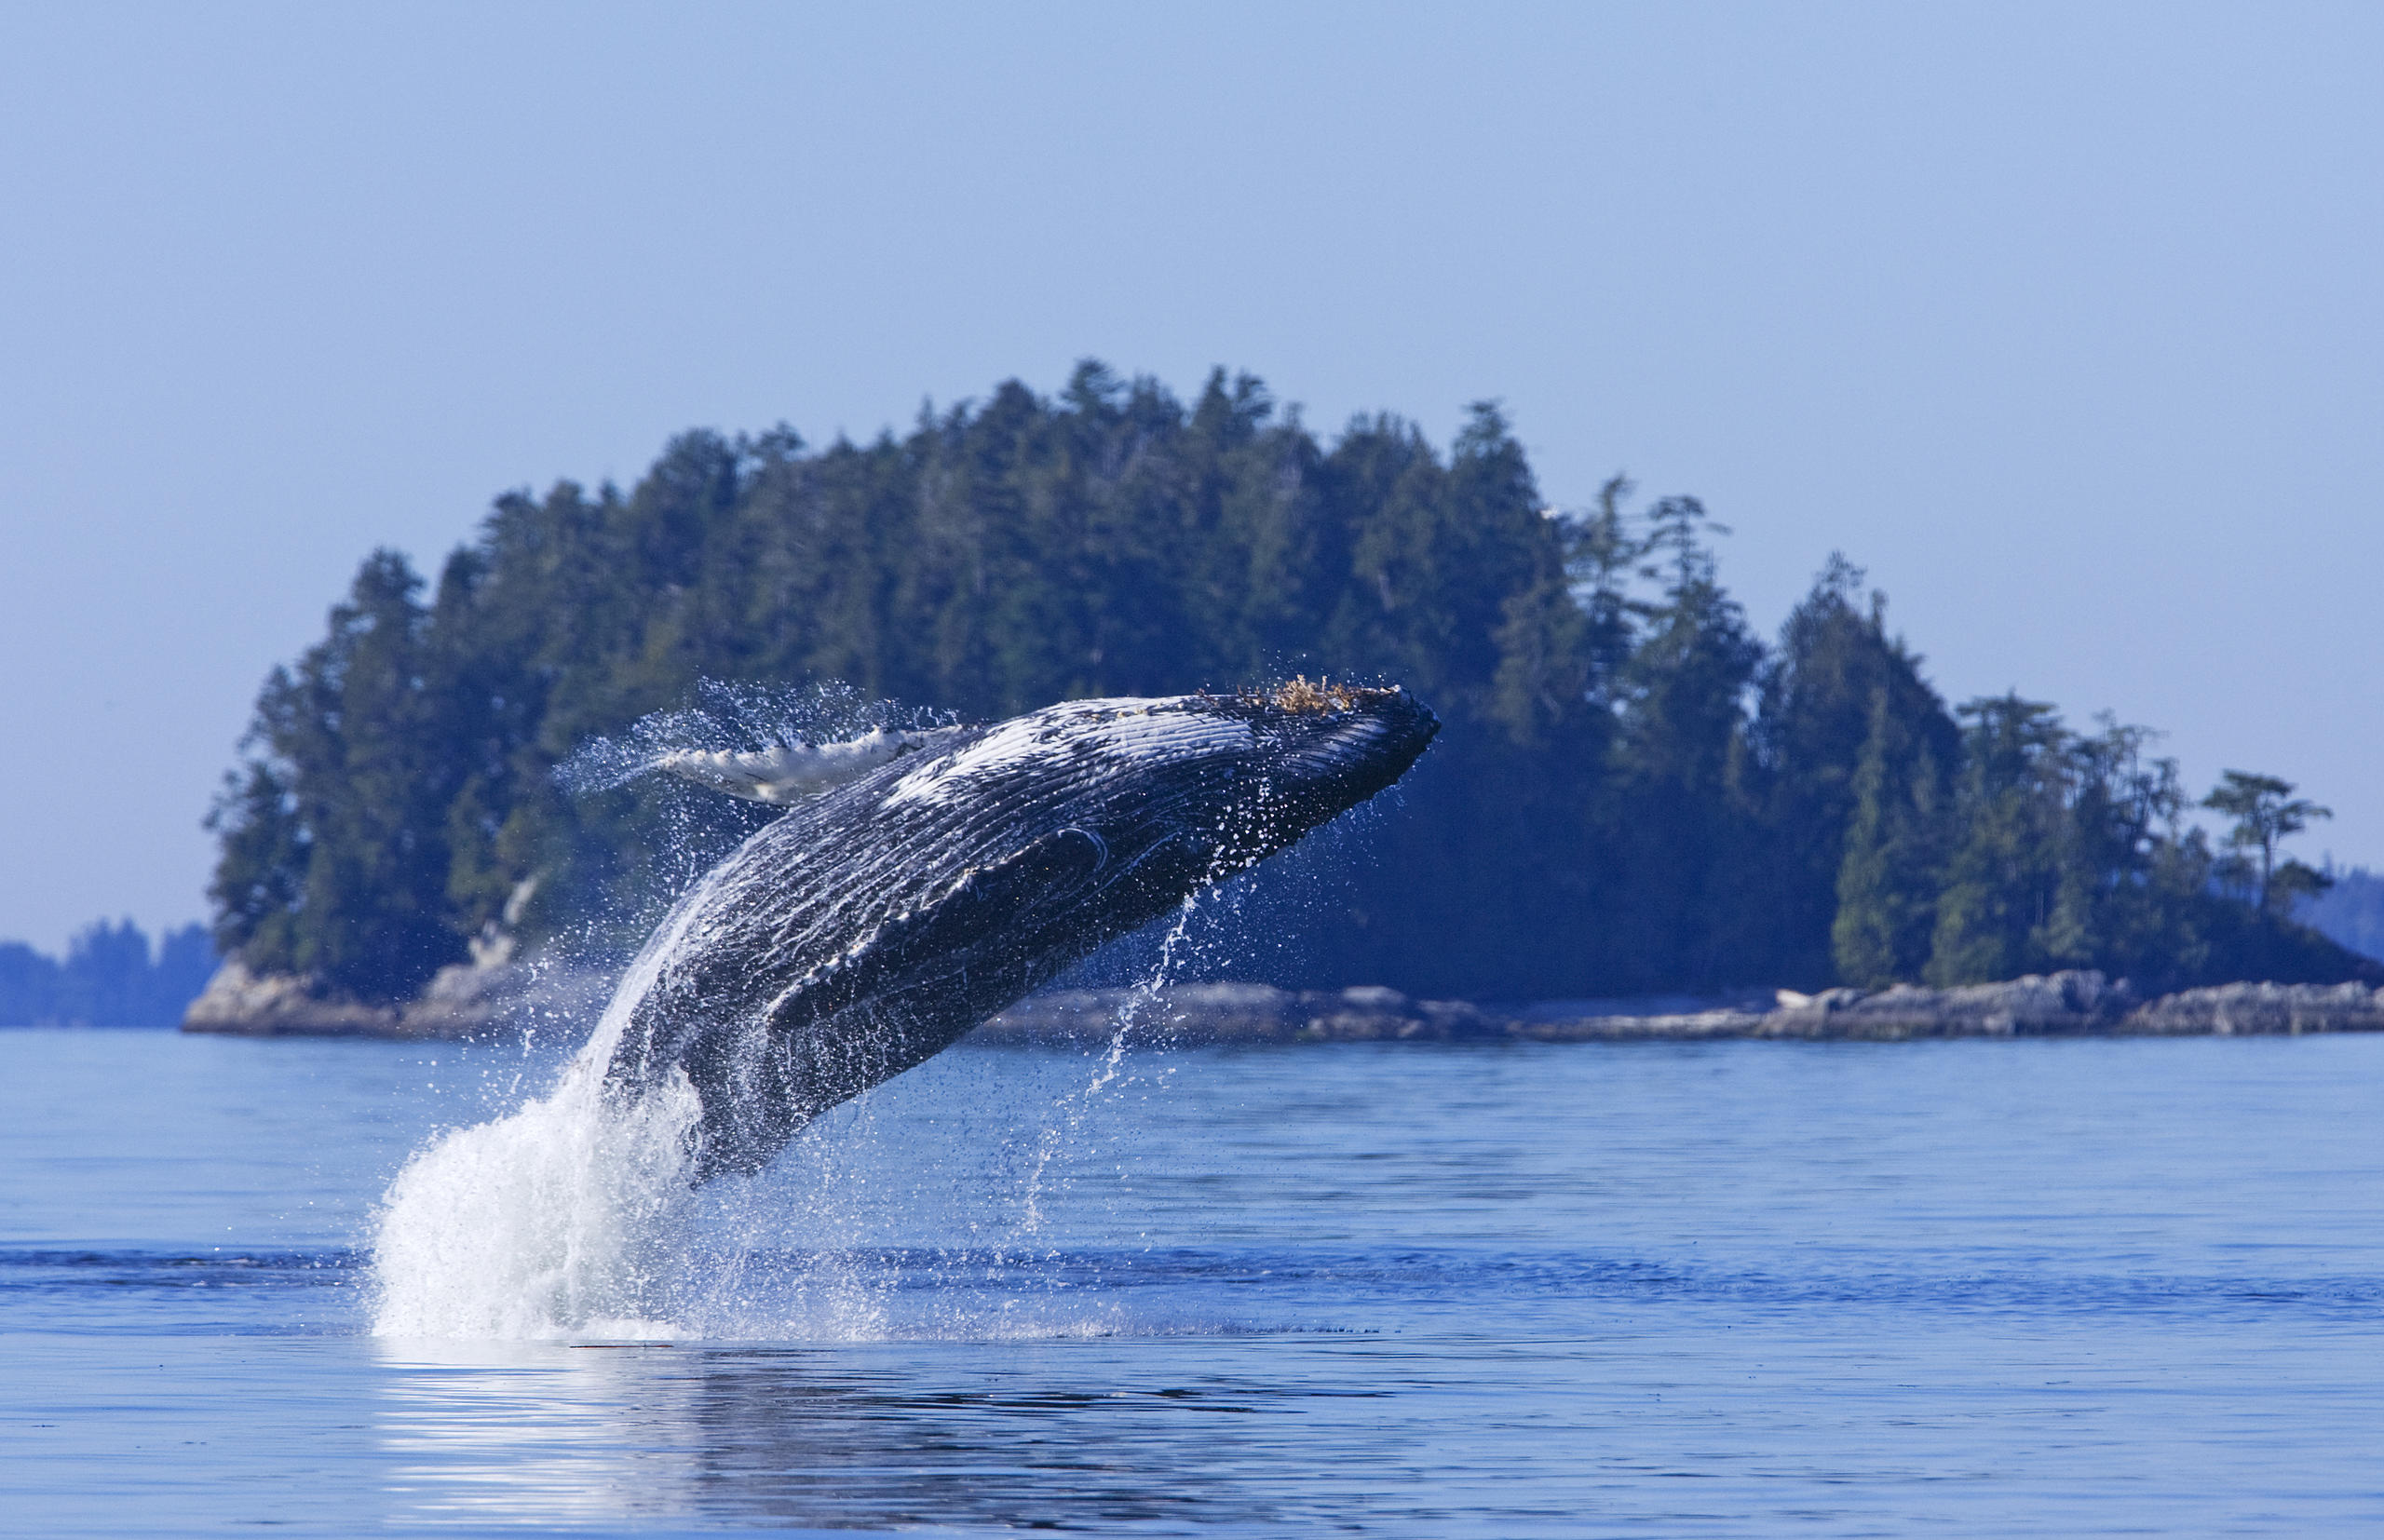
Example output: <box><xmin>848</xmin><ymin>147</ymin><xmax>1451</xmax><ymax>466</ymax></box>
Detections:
<box><xmin>1759</xmin><ymin>970</ymin><xmax>2142</xmax><ymax>1037</ymax></box>
<box><xmin>2125</xmin><ymin>980</ymin><xmax>2384</xmax><ymax>1035</ymax></box>
<box><xmin>973</xmin><ymin>982</ymin><xmax>1513</xmax><ymax>1044</ymax></box>
<box><xmin>181</xmin><ymin>961</ymin><xmax>403</xmax><ymax>1036</ymax></box>
<box><xmin>1514</xmin><ymin>1008</ymin><xmax>1769</xmax><ymax>1041</ymax></box>
<box><xmin>181</xmin><ymin>957</ymin><xmax>609</xmax><ymax>1039</ymax></box>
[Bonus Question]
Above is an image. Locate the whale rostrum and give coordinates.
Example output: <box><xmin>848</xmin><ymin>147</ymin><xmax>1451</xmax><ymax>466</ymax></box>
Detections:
<box><xmin>605</xmin><ymin>683</ymin><xmax>1439</xmax><ymax>1180</ymax></box>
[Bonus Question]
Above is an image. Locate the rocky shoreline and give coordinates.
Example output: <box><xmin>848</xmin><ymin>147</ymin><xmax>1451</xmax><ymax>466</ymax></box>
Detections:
<box><xmin>978</xmin><ymin>974</ymin><xmax>2384</xmax><ymax>1043</ymax></box>
<box><xmin>180</xmin><ymin>959</ymin><xmax>610</xmax><ymax>1039</ymax></box>
<box><xmin>181</xmin><ymin>963</ymin><xmax>2384</xmax><ymax>1044</ymax></box>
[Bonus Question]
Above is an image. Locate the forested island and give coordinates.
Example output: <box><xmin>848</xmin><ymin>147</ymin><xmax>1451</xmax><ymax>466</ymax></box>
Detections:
<box><xmin>200</xmin><ymin>362</ymin><xmax>2377</xmax><ymax>1019</ymax></box>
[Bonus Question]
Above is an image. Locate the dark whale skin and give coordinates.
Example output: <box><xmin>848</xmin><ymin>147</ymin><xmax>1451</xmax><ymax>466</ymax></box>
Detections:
<box><xmin>604</xmin><ymin>686</ymin><xmax>1438</xmax><ymax>1179</ymax></box>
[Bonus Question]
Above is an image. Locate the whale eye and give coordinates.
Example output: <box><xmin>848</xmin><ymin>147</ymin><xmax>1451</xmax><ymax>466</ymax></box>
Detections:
<box><xmin>1054</xmin><ymin>827</ymin><xmax>1109</xmax><ymax>872</ymax></box>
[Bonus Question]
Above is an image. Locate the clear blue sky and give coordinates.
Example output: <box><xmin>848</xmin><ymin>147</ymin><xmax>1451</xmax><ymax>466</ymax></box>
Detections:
<box><xmin>4</xmin><ymin>2</ymin><xmax>2377</xmax><ymax>953</ymax></box>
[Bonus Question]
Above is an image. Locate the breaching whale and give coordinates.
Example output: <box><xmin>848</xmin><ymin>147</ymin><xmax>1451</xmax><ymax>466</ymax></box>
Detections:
<box><xmin>603</xmin><ymin>682</ymin><xmax>1438</xmax><ymax>1180</ymax></box>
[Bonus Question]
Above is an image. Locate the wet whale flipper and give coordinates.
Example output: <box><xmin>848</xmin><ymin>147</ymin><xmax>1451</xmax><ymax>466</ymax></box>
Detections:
<box><xmin>657</xmin><ymin>727</ymin><xmax>971</xmax><ymax>804</ymax></box>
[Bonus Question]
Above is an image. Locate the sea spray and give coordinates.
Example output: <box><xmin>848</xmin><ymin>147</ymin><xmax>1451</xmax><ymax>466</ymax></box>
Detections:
<box><xmin>368</xmin><ymin>926</ymin><xmax>1196</xmax><ymax>1342</ymax></box>
<box><xmin>370</xmin><ymin>863</ymin><xmax>728</xmax><ymax>1340</ymax></box>
<box><xmin>369</xmin><ymin>1057</ymin><xmax>700</xmax><ymax>1339</ymax></box>
<box><xmin>1020</xmin><ymin>889</ymin><xmax>1211</xmax><ymax>1235</ymax></box>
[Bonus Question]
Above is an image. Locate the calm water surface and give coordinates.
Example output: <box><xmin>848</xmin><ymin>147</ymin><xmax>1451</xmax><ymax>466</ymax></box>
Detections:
<box><xmin>3</xmin><ymin>1026</ymin><xmax>2380</xmax><ymax>1535</ymax></box>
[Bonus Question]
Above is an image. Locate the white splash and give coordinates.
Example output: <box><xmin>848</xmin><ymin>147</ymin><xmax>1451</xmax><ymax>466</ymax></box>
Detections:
<box><xmin>369</xmin><ymin>871</ymin><xmax>727</xmax><ymax>1341</ymax></box>
<box><xmin>369</xmin><ymin>1056</ymin><xmax>700</xmax><ymax>1340</ymax></box>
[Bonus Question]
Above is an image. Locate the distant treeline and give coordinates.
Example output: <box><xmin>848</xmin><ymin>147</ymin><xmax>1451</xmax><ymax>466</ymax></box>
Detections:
<box><xmin>0</xmin><ymin>920</ymin><xmax>217</xmax><ymax>1027</ymax></box>
<box><xmin>2303</xmin><ymin>866</ymin><xmax>2384</xmax><ymax>966</ymax></box>
<box><xmin>207</xmin><ymin>363</ymin><xmax>2377</xmax><ymax>1005</ymax></box>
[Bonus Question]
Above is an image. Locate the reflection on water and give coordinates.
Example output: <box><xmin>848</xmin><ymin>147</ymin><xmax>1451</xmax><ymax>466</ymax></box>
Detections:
<box><xmin>368</xmin><ymin>1316</ymin><xmax>2384</xmax><ymax>1536</ymax></box>
<box><xmin>380</xmin><ymin>1343</ymin><xmax>700</xmax><ymax>1529</ymax></box>
<box><xmin>378</xmin><ymin>1340</ymin><xmax>1334</xmax><ymax>1532</ymax></box>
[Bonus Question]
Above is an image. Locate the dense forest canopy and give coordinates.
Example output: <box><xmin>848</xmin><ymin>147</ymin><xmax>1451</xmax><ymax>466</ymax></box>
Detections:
<box><xmin>207</xmin><ymin>362</ymin><xmax>2374</xmax><ymax>1006</ymax></box>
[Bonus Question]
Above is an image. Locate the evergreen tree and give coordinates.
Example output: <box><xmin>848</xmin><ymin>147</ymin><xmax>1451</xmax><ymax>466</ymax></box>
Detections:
<box><xmin>1752</xmin><ymin>557</ymin><xmax>1956</xmax><ymax>986</ymax></box>
<box><xmin>60</xmin><ymin>919</ymin><xmax>154</xmax><ymax>1024</ymax></box>
<box><xmin>210</xmin><ymin>552</ymin><xmax>467</xmax><ymax>1001</ymax></box>
<box><xmin>2202</xmin><ymin>771</ymin><xmax>2333</xmax><ymax>916</ymax></box>
<box><xmin>1919</xmin><ymin>703</ymin><xmax>2232</xmax><ymax>987</ymax></box>
<box><xmin>1926</xmin><ymin>695</ymin><xmax>2068</xmax><ymax>985</ymax></box>
<box><xmin>0</xmin><ymin>940</ymin><xmax>62</xmax><ymax>1024</ymax></box>
<box><xmin>1605</xmin><ymin>497</ymin><xmax>1765</xmax><ymax>988</ymax></box>
<box><xmin>1832</xmin><ymin>683</ymin><xmax>1954</xmax><ymax>986</ymax></box>
<box><xmin>2036</xmin><ymin>719</ymin><xmax>2198</xmax><ymax>977</ymax></box>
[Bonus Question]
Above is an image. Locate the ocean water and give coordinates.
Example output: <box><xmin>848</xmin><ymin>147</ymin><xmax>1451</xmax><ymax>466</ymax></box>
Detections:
<box><xmin>3</xmin><ymin>1024</ymin><xmax>2380</xmax><ymax>1536</ymax></box>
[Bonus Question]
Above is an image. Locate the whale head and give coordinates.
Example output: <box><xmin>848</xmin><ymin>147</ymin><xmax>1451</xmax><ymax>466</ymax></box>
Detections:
<box><xmin>871</xmin><ymin>681</ymin><xmax>1441</xmax><ymax>901</ymax></box>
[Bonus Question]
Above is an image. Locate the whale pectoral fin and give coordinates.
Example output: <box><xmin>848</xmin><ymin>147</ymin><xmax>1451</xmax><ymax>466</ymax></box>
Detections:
<box><xmin>657</xmin><ymin>747</ymin><xmax>827</xmax><ymax>803</ymax></box>
<box><xmin>658</xmin><ymin>726</ymin><xmax>973</xmax><ymax>804</ymax></box>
